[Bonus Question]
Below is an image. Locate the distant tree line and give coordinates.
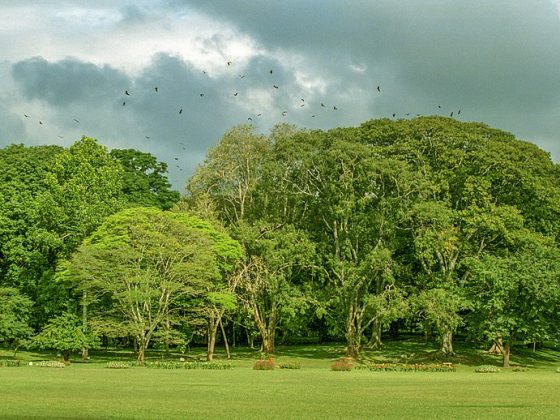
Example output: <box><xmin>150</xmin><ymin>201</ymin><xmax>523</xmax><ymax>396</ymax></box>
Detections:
<box><xmin>1</xmin><ymin>117</ymin><xmax>560</xmax><ymax>368</ymax></box>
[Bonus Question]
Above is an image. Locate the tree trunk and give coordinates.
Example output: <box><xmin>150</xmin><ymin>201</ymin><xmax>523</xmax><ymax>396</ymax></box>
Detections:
<box><xmin>368</xmin><ymin>318</ymin><xmax>383</xmax><ymax>349</ymax></box>
<box><xmin>488</xmin><ymin>336</ymin><xmax>503</xmax><ymax>354</ymax></box>
<box><xmin>81</xmin><ymin>292</ymin><xmax>89</xmax><ymax>360</ymax></box>
<box><xmin>219</xmin><ymin>318</ymin><xmax>231</xmax><ymax>359</ymax></box>
<box><xmin>440</xmin><ymin>330</ymin><xmax>454</xmax><ymax>355</ymax></box>
<box><xmin>207</xmin><ymin>316</ymin><xmax>219</xmax><ymax>361</ymax></box>
<box><xmin>345</xmin><ymin>304</ymin><xmax>361</xmax><ymax>358</ymax></box>
<box><xmin>503</xmin><ymin>340</ymin><xmax>511</xmax><ymax>368</ymax></box>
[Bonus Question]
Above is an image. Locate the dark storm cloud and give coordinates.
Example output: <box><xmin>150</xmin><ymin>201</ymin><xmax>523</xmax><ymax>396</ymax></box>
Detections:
<box><xmin>12</xmin><ymin>57</ymin><xmax>130</xmax><ymax>107</ymax></box>
<box><xmin>178</xmin><ymin>0</ymin><xmax>560</xmax><ymax>156</ymax></box>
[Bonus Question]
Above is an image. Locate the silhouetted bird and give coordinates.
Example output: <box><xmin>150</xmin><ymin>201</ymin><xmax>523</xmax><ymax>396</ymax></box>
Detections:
<box><xmin>179</xmin><ymin>109</ymin><xmax>183</xmax><ymax>114</ymax></box>
<box><xmin>145</xmin><ymin>136</ymin><xmax>151</xmax><ymax>139</ymax></box>
<box><xmin>200</xmin><ymin>93</ymin><xmax>205</xmax><ymax>97</ymax></box>
<box><xmin>392</xmin><ymin>113</ymin><xmax>396</xmax><ymax>118</ymax></box>
<box><xmin>227</xmin><ymin>61</ymin><xmax>232</xmax><ymax>66</ymax></box>
<box><xmin>257</xmin><ymin>113</ymin><xmax>262</xmax><ymax>117</ymax></box>
<box><xmin>333</xmin><ymin>106</ymin><xmax>338</xmax><ymax>110</ymax></box>
<box><xmin>39</xmin><ymin>121</ymin><xmax>43</xmax><ymax>125</ymax></box>
<box><xmin>312</xmin><ymin>114</ymin><xmax>316</xmax><ymax>117</ymax></box>
<box><xmin>458</xmin><ymin>110</ymin><xmax>461</xmax><ymax>115</ymax></box>
<box><xmin>269</xmin><ymin>70</ymin><xmax>273</xmax><ymax>74</ymax></box>
<box><xmin>377</xmin><ymin>86</ymin><xmax>381</xmax><ymax>92</ymax></box>
<box><xmin>122</xmin><ymin>101</ymin><xmax>126</xmax><ymax>106</ymax></box>
<box><xmin>438</xmin><ymin>105</ymin><xmax>441</xmax><ymax>109</ymax></box>
<box><xmin>282</xmin><ymin>111</ymin><xmax>287</xmax><ymax>116</ymax></box>
<box><xmin>248</xmin><ymin>117</ymin><xmax>253</xmax><ymax>121</ymax></box>
<box><xmin>125</xmin><ymin>90</ymin><xmax>130</xmax><ymax>95</ymax></box>
<box><xmin>450</xmin><ymin>112</ymin><xmax>454</xmax><ymax>117</ymax></box>
<box><xmin>321</xmin><ymin>103</ymin><xmax>325</xmax><ymax>107</ymax></box>
<box><xmin>24</xmin><ymin>114</ymin><xmax>29</xmax><ymax>118</ymax></box>
<box><xmin>154</xmin><ymin>87</ymin><xmax>158</xmax><ymax>93</ymax></box>
<box><xmin>273</xmin><ymin>85</ymin><xmax>279</xmax><ymax>89</ymax></box>
<box><xmin>234</xmin><ymin>92</ymin><xmax>238</xmax><ymax>96</ymax></box>
<box><xmin>73</xmin><ymin>119</ymin><xmax>79</xmax><ymax>123</ymax></box>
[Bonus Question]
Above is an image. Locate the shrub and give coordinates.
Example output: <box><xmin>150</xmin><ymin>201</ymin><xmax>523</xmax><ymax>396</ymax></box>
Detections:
<box><xmin>0</xmin><ymin>360</ymin><xmax>21</xmax><ymax>367</ymax></box>
<box><xmin>184</xmin><ymin>361</ymin><xmax>232</xmax><ymax>370</ymax></box>
<box><xmin>356</xmin><ymin>363</ymin><xmax>455</xmax><ymax>372</ymax></box>
<box><xmin>331</xmin><ymin>358</ymin><xmax>354</xmax><ymax>371</ymax></box>
<box><xmin>34</xmin><ymin>360</ymin><xmax>66</xmax><ymax>368</ymax></box>
<box><xmin>145</xmin><ymin>360</ymin><xmax>232</xmax><ymax>370</ymax></box>
<box><xmin>253</xmin><ymin>358</ymin><xmax>276</xmax><ymax>370</ymax></box>
<box><xmin>555</xmin><ymin>367</ymin><xmax>560</xmax><ymax>373</ymax></box>
<box><xmin>106</xmin><ymin>361</ymin><xmax>134</xmax><ymax>369</ymax></box>
<box><xmin>475</xmin><ymin>365</ymin><xmax>500</xmax><ymax>373</ymax></box>
<box><xmin>278</xmin><ymin>360</ymin><xmax>302</xmax><ymax>370</ymax></box>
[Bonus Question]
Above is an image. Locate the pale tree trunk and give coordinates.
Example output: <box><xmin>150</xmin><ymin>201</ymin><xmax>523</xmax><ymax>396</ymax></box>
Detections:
<box><xmin>440</xmin><ymin>330</ymin><xmax>454</xmax><ymax>355</ymax></box>
<box><xmin>345</xmin><ymin>303</ymin><xmax>360</xmax><ymax>358</ymax></box>
<box><xmin>503</xmin><ymin>340</ymin><xmax>511</xmax><ymax>368</ymax></box>
<box><xmin>252</xmin><ymin>302</ymin><xmax>277</xmax><ymax>354</ymax></box>
<box><xmin>488</xmin><ymin>336</ymin><xmax>504</xmax><ymax>354</ymax></box>
<box><xmin>207</xmin><ymin>315</ymin><xmax>219</xmax><ymax>361</ymax></box>
<box><xmin>81</xmin><ymin>292</ymin><xmax>89</xmax><ymax>360</ymax></box>
<box><xmin>368</xmin><ymin>318</ymin><xmax>383</xmax><ymax>349</ymax></box>
<box><xmin>219</xmin><ymin>318</ymin><xmax>231</xmax><ymax>359</ymax></box>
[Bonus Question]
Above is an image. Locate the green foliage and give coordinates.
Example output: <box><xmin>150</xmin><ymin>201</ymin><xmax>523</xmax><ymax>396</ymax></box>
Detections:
<box><xmin>145</xmin><ymin>360</ymin><xmax>232</xmax><ymax>370</ymax></box>
<box><xmin>29</xmin><ymin>312</ymin><xmax>99</xmax><ymax>361</ymax></box>
<box><xmin>278</xmin><ymin>359</ymin><xmax>302</xmax><ymax>369</ymax></box>
<box><xmin>0</xmin><ymin>287</ymin><xmax>33</xmax><ymax>346</ymax></box>
<box><xmin>357</xmin><ymin>363</ymin><xmax>455</xmax><ymax>372</ymax></box>
<box><xmin>0</xmin><ymin>360</ymin><xmax>21</xmax><ymax>367</ymax></box>
<box><xmin>110</xmin><ymin>148</ymin><xmax>180</xmax><ymax>210</ymax></box>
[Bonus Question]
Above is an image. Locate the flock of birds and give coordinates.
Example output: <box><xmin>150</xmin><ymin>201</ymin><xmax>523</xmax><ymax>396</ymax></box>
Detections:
<box><xmin>19</xmin><ymin>60</ymin><xmax>463</xmax><ymax>172</ymax></box>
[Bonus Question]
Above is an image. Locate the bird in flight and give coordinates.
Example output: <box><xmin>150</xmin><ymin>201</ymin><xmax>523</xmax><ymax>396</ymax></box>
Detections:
<box><xmin>73</xmin><ymin>119</ymin><xmax>80</xmax><ymax>123</ymax></box>
<box><xmin>233</xmin><ymin>92</ymin><xmax>238</xmax><ymax>96</ymax></box>
<box><xmin>333</xmin><ymin>106</ymin><xmax>338</xmax><ymax>110</ymax></box>
<box><xmin>273</xmin><ymin>85</ymin><xmax>279</xmax><ymax>89</ymax></box>
<box><xmin>282</xmin><ymin>111</ymin><xmax>287</xmax><ymax>116</ymax></box>
<box><xmin>179</xmin><ymin>109</ymin><xmax>183</xmax><ymax>114</ymax></box>
<box><xmin>200</xmin><ymin>93</ymin><xmax>205</xmax><ymax>97</ymax></box>
<box><xmin>227</xmin><ymin>61</ymin><xmax>232</xmax><ymax>66</ymax></box>
<box><xmin>24</xmin><ymin>114</ymin><xmax>29</xmax><ymax>118</ymax></box>
<box><xmin>458</xmin><ymin>109</ymin><xmax>461</xmax><ymax>115</ymax></box>
<box><xmin>377</xmin><ymin>86</ymin><xmax>381</xmax><ymax>93</ymax></box>
<box><xmin>269</xmin><ymin>70</ymin><xmax>273</xmax><ymax>74</ymax></box>
<box><xmin>39</xmin><ymin>121</ymin><xmax>43</xmax><ymax>125</ymax></box>
<box><xmin>145</xmin><ymin>136</ymin><xmax>151</xmax><ymax>139</ymax></box>
<box><xmin>122</xmin><ymin>101</ymin><xmax>126</xmax><ymax>106</ymax></box>
<box><xmin>154</xmin><ymin>87</ymin><xmax>158</xmax><ymax>93</ymax></box>
<box><xmin>248</xmin><ymin>117</ymin><xmax>253</xmax><ymax>121</ymax></box>
<box><xmin>125</xmin><ymin>90</ymin><xmax>130</xmax><ymax>96</ymax></box>
<box><xmin>321</xmin><ymin>103</ymin><xmax>325</xmax><ymax>107</ymax></box>
<box><xmin>392</xmin><ymin>113</ymin><xmax>396</xmax><ymax>118</ymax></box>
<box><xmin>450</xmin><ymin>111</ymin><xmax>454</xmax><ymax>117</ymax></box>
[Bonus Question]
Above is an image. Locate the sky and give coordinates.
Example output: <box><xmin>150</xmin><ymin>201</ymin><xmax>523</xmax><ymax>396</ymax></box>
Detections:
<box><xmin>2</xmin><ymin>0</ymin><xmax>560</xmax><ymax>191</ymax></box>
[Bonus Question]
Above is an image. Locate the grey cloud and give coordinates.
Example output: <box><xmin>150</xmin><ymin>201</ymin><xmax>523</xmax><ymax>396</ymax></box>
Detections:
<box><xmin>12</xmin><ymin>57</ymin><xmax>130</xmax><ymax>107</ymax></box>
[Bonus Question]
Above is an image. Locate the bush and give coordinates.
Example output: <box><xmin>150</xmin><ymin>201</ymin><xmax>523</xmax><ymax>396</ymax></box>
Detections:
<box><xmin>253</xmin><ymin>358</ymin><xmax>276</xmax><ymax>370</ymax></box>
<box><xmin>0</xmin><ymin>360</ymin><xmax>21</xmax><ymax>367</ymax></box>
<box><xmin>278</xmin><ymin>360</ymin><xmax>302</xmax><ymax>370</ymax></box>
<box><xmin>106</xmin><ymin>361</ymin><xmax>135</xmax><ymax>369</ymax></box>
<box><xmin>33</xmin><ymin>360</ymin><xmax>66</xmax><ymax>368</ymax></box>
<box><xmin>475</xmin><ymin>365</ymin><xmax>500</xmax><ymax>373</ymax></box>
<box><xmin>555</xmin><ymin>367</ymin><xmax>560</xmax><ymax>373</ymax></box>
<box><xmin>331</xmin><ymin>358</ymin><xmax>354</xmax><ymax>371</ymax></box>
<box><xmin>356</xmin><ymin>363</ymin><xmax>455</xmax><ymax>372</ymax></box>
<box><xmin>145</xmin><ymin>360</ymin><xmax>232</xmax><ymax>370</ymax></box>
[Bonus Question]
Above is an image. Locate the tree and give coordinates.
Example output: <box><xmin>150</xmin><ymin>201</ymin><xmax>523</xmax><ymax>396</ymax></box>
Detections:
<box><xmin>30</xmin><ymin>312</ymin><xmax>99</xmax><ymax>362</ymax></box>
<box><xmin>463</xmin><ymin>233</ymin><xmax>560</xmax><ymax>367</ymax></box>
<box><xmin>59</xmin><ymin>207</ymin><xmax>242</xmax><ymax>363</ymax></box>
<box><xmin>0</xmin><ymin>287</ymin><xmax>33</xmax><ymax>355</ymax></box>
<box><xmin>234</xmin><ymin>222</ymin><xmax>315</xmax><ymax>354</ymax></box>
<box><xmin>110</xmin><ymin>148</ymin><xmax>180</xmax><ymax>210</ymax></box>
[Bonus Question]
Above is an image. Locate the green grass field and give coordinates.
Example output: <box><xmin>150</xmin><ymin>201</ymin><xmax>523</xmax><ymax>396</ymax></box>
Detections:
<box><xmin>2</xmin><ymin>341</ymin><xmax>560</xmax><ymax>419</ymax></box>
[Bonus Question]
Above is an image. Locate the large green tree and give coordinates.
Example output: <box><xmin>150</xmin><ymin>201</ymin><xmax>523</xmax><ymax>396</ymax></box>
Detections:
<box><xmin>59</xmin><ymin>207</ymin><xmax>242</xmax><ymax>363</ymax></box>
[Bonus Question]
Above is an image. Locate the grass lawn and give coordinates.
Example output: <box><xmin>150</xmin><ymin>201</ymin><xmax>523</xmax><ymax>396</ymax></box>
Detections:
<box><xmin>1</xmin><ymin>341</ymin><xmax>560</xmax><ymax>419</ymax></box>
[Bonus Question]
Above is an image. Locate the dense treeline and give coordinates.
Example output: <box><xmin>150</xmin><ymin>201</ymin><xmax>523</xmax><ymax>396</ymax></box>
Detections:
<box><xmin>1</xmin><ymin>117</ymin><xmax>560</xmax><ymax>367</ymax></box>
